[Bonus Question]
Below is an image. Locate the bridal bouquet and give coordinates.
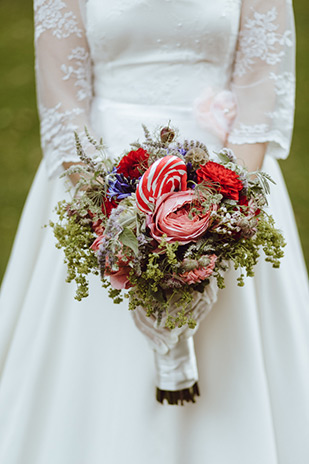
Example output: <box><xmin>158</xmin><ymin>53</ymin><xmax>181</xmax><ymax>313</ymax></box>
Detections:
<box><xmin>51</xmin><ymin>125</ymin><xmax>285</xmax><ymax>404</ymax></box>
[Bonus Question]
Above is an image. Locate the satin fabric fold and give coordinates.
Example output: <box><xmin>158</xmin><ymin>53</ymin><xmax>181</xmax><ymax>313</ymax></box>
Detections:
<box><xmin>154</xmin><ymin>336</ymin><xmax>198</xmax><ymax>391</ymax></box>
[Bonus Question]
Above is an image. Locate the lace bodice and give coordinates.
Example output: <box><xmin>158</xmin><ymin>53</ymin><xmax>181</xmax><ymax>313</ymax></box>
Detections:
<box><xmin>34</xmin><ymin>0</ymin><xmax>295</xmax><ymax>178</ymax></box>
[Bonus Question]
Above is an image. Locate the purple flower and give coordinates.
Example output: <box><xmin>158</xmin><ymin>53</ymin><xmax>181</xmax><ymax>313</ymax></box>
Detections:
<box><xmin>166</xmin><ymin>147</ymin><xmax>187</xmax><ymax>157</ymax></box>
<box><xmin>186</xmin><ymin>162</ymin><xmax>197</xmax><ymax>188</ymax></box>
<box><xmin>108</xmin><ymin>173</ymin><xmax>139</xmax><ymax>200</ymax></box>
<box><xmin>220</xmin><ymin>148</ymin><xmax>236</xmax><ymax>162</ymax></box>
<box><xmin>177</xmin><ymin>147</ymin><xmax>188</xmax><ymax>156</ymax></box>
<box><xmin>97</xmin><ymin>237</ymin><xmax>108</xmax><ymax>277</ymax></box>
<box><xmin>137</xmin><ymin>234</ymin><xmax>148</xmax><ymax>246</ymax></box>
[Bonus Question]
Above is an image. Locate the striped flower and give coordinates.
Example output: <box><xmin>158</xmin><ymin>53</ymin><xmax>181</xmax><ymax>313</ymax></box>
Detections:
<box><xmin>136</xmin><ymin>155</ymin><xmax>187</xmax><ymax>214</ymax></box>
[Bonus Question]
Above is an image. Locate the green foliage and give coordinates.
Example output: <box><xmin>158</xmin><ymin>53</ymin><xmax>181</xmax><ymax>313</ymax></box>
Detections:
<box><xmin>50</xmin><ymin>201</ymin><xmax>99</xmax><ymax>300</ymax></box>
<box><xmin>119</xmin><ymin>228</ymin><xmax>139</xmax><ymax>255</ymax></box>
<box><xmin>48</xmin><ymin>128</ymin><xmax>287</xmax><ymax>329</ymax></box>
<box><xmin>0</xmin><ymin>0</ymin><xmax>308</xmax><ymax>292</ymax></box>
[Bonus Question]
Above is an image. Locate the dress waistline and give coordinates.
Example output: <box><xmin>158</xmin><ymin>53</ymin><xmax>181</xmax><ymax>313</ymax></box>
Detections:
<box><xmin>94</xmin><ymin>97</ymin><xmax>193</xmax><ymax>119</ymax></box>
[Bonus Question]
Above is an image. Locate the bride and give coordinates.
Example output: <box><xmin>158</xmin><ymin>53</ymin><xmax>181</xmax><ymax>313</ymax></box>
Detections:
<box><xmin>0</xmin><ymin>1</ymin><xmax>308</xmax><ymax>463</ymax></box>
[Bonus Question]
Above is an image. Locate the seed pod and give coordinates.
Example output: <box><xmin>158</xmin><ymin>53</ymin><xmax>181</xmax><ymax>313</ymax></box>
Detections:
<box><xmin>186</xmin><ymin>147</ymin><xmax>209</xmax><ymax>168</ymax></box>
<box><xmin>160</xmin><ymin>127</ymin><xmax>175</xmax><ymax>144</ymax></box>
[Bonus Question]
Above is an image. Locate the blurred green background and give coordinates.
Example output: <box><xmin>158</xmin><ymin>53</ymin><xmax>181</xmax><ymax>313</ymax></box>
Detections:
<box><xmin>0</xmin><ymin>0</ymin><xmax>308</xmax><ymax>283</ymax></box>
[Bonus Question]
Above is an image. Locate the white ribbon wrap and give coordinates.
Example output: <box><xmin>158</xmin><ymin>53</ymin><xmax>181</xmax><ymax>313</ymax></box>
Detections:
<box><xmin>131</xmin><ymin>278</ymin><xmax>219</xmax><ymax>401</ymax></box>
<box><xmin>154</xmin><ymin>336</ymin><xmax>198</xmax><ymax>390</ymax></box>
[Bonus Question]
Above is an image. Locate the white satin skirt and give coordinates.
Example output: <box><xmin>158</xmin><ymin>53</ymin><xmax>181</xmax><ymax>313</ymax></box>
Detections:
<box><xmin>0</xmin><ymin>99</ymin><xmax>308</xmax><ymax>464</ymax></box>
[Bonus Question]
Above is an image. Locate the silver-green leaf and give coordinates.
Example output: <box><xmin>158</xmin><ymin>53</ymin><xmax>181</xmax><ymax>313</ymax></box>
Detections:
<box><xmin>119</xmin><ymin>227</ymin><xmax>139</xmax><ymax>255</ymax></box>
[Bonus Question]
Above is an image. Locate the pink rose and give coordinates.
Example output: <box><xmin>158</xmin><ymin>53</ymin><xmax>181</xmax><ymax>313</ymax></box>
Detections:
<box><xmin>105</xmin><ymin>257</ymin><xmax>132</xmax><ymax>290</ymax></box>
<box><xmin>90</xmin><ymin>234</ymin><xmax>104</xmax><ymax>252</ymax></box>
<box><xmin>108</xmin><ymin>267</ymin><xmax>132</xmax><ymax>290</ymax></box>
<box><xmin>92</xmin><ymin>219</ymin><xmax>104</xmax><ymax>235</ymax></box>
<box><xmin>193</xmin><ymin>88</ymin><xmax>237</xmax><ymax>141</ymax></box>
<box><xmin>148</xmin><ymin>190</ymin><xmax>217</xmax><ymax>244</ymax></box>
<box><xmin>178</xmin><ymin>255</ymin><xmax>217</xmax><ymax>285</ymax></box>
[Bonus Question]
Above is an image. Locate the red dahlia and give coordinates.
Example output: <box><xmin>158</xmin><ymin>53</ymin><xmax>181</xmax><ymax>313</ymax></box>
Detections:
<box><xmin>102</xmin><ymin>198</ymin><xmax>118</xmax><ymax>217</ymax></box>
<box><xmin>238</xmin><ymin>195</ymin><xmax>260</xmax><ymax>217</ymax></box>
<box><xmin>196</xmin><ymin>161</ymin><xmax>244</xmax><ymax>200</ymax></box>
<box><xmin>117</xmin><ymin>148</ymin><xmax>149</xmax><ymax>178</ymax></box>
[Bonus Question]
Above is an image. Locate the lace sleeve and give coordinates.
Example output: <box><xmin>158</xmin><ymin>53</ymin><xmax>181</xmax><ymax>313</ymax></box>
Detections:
<box><xmin>227</xmin><ymin>0</ymin><xmax>295</xmax><ymax>160</ymax></box>
<box><xmin>34</xmin><ymin>0</ymin><xmax>93</xmax><ymax>178</ymax></box>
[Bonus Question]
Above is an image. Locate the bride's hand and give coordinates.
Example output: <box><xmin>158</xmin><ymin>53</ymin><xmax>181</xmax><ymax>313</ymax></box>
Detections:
<box><xmin>63</xmin><ymin>161</ymin><xmax>84</xmax><ymax>186</ymax></box>
<box><xmin>131</xmin><ymin>277</ymin><xmax>218</xmax><ymax>354</ymax></box>
<box><xmin>227</xmin><ymin>142</ymin><xmax>267</xmax><ymax>172</ymax></box>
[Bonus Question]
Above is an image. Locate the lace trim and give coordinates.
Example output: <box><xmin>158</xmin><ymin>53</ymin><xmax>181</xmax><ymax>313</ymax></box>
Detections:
<box><xmin>34</xmin><ymin>0</ymin><xmax>83</xmax><ymax>40</ymax></box>
<box><xmin>230</xmin><ymin>122</ymin><xmax>271</xmax><ymax>137</ymax></box>
<box><xmin>61</xmin><ymin>46</ymin><xmax>92</xmax><ymax>101</ymax></box>
<box><xmin>39</xmin><ymin>103</ymin><xmax>84</xmax><ymax>174</ymax></box>
<box><xmin>39</xmin><ymin>103</ymin><xmax>96</xmax><ymax>177</ymax></box>
<box><xmin>233</xmin><ymin>7</ymin><xmax>293</xmax><ymax>78</ymax></box>
<box><xmin>269</xmin><ymin>71</ymin><xmax>295</xmax><ymax>98</ymax></box>
<box><xmin>269</xmin><ymin>71</ymin><xmax>295</xmax><ymax>112</ymax></box>
<box><xmin>228</xmin><ymin>126</ymin><xmax>289</xmax><ymax>155</ymax></box>
<box><xmin>45</xmin><ymin>152</ymin><xmax>82</xmax><ymax>179</ymax></box>
<box><xmin>266</xmin><ymin>72</ymin><xmax>295</xmax><ymax>129</ymax></box>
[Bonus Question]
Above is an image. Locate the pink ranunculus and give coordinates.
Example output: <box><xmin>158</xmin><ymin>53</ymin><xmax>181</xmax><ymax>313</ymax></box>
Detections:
<box><xmin>92</xmin><ymin>219</ymin><xmax>104</xmax><ymax>235</ymax></box>
<box><xmin>104</xmin><ymin>257</ymin><xmax>132</xmax><ymax>290</ymax></box>
<box><xmin>148</xmin><ymin>190</ymin><xmax>217</xmax><ymax>244</ymax></box>
<box><xmin>90</xmin><ymin>234</ymin><xmax>104</xmax><ymax>252</ymax></box>
<box><xmin>108</xmin><ymin>267</ymin><xmax>132</xmax><ymax>290</ymax></box>
<box><xmin>178</xmin><ymin>254</ymin><xmax>217</xmax><ymax>285</ymax></box>
<box><xmin>193</xmin><ymin>87</ymin><xmax>237</xmax><ymax>141</ymax></box>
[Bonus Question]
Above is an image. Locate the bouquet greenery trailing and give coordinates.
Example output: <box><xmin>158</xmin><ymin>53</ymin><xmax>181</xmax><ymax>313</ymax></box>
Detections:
<box><xmin>51</xmin><ymin>124</ymin><xmax>286</xmax><ymax>405</ymax></box>
<box><xmin>51</xmin><ymin>124</ymin><xmax>285</xmax><ymax>331</ymax></box>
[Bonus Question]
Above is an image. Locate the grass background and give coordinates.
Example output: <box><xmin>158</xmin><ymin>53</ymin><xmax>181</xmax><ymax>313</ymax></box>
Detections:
<box><xmin>0</xmin><ymin>0</ymin><xmax>308</xmax><ymax>283</ymax></box>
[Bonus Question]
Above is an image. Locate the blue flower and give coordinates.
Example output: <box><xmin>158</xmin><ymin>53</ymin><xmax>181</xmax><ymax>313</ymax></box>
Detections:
<box><xmin>178</xmin><ymin>147</ymin><xmax>188</xmax><ymax>156</ymax></box>
<box><xmin>166</xmin><ymin>147</ymin><xmax>187</xmax><ymax>157</ymax></box>
<box><xmin>107</xmin><ymin>173</ymin><xmax>139</xmax><ymax>200</ymax></box>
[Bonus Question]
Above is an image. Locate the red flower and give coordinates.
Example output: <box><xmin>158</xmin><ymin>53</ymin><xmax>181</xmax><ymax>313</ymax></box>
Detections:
<box><xmin>102</xmin><ymin>198</ymin><xmax>118</xmax><ymax>217</ymax></box>
<box><xmin>238</xmin><ymin>195</ymin><xmax>261</xmax><ymax>217</ymax></box>
<box><xmin>136</xmin><ymin>155</ymin><xmax>187</xmax><ymax>214</ymax></box>
<box><xmin>105</xmin><ymin>256</ymin><xmax>133</xmax><ymax>290</ymax></box>
<box><xmin>238</xmin><ymin>195</ymin><xmax>248</xmax><ymax>207</ymax></box>
<box><xmin>91</xmin><ymin>219</ymin><xmax>104</xmax><ymax>235</ymax></box>
<box><xmin>117</xmin><ymin>148</ymin><xmax>149</xmax><ymax>178</ymax></box>
<box><xmin>178</xmin><ymin>254</ymin><xmax>217</xmax><ymax>285</ymax></box>
<box><xmin>88</xmin><ymin>211</ymin><xmax>104</xmax><ymax>234</ymax></box>
<box><xmin>91</xmin><ymin>234</ymin><xmax>104</xmax><ymax>252</ymax></box>
<box><xmin>196</xmin><ymin>161</ymin><xmax>243</xmax><ymax>200</ymax></box>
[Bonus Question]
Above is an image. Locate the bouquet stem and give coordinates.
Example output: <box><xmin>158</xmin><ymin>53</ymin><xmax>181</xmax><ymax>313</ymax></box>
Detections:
<box><xmin>156</xmin><ymin>382</ymin><xmax>200</xmax><ymax>405</ymax></box>
<box><xmin>154</xmin><ymin>336</ymin><xmax>200</xmax><ymax>405</ymax></box>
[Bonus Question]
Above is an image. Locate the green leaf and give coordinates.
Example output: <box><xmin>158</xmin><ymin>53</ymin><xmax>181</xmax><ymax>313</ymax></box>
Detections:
<box><xmin>149</xmin><ymin>287</ymin><xmax>166</xmax><ymax>304</ymax></box>
<box><xmin>224</xmin><ymin>199</ymin><xmax>238</xmax><ymax>206</ymax></box>
<box><xmin>216</xmin><ymin>151</ymin><xmax>230</xmax><ymax>164</ymax></box>
<box><xmin>119</xmin><ymin>227</ymin><xmax>139</xmax><ymax>255</ymax></box>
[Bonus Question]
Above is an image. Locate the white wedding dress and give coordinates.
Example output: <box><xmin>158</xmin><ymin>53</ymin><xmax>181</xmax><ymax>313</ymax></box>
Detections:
<box><xmin>0</xmin><ymin>1</ymin><xmax>308</xmax><ymax>463</ymax></box>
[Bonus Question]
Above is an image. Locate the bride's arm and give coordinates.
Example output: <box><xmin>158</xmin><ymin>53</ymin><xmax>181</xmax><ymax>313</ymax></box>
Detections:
<box><xmin>34</xmin><ymin>0</ymin><xmax>93</xmax><ymax>180</ymax></box>
<box><xmin>227</xmin><ymin>0</ymin><xmax>295</xmax><ymax>171</ymax></box>
<box><xmin>227</xmin><ymin>142</ymin><xmax>267</xmax><ymax>172</ymax></box>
